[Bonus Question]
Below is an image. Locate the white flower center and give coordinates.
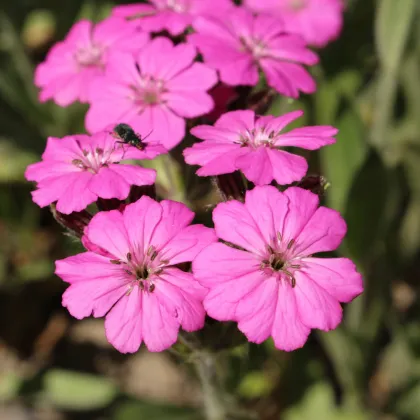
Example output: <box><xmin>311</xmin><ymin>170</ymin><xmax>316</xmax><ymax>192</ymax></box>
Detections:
<box><xmin>110</xmin><ymin>246</ymin><xmax>170</xmax><ymax>294</ymax></box>
<box><xmin>130</xmin><ymin>76</ymin><xmax>167</xmax><ymax>108</ymax></box>
<box><xmin>288</xmin><ymin>0</ymin><xmax>307</xmax><ymax>11</ymax></box>
<box><xmin>75</xmin><ymin>44</ymin><xmax>104</xmax><ymax>68</ymax></box>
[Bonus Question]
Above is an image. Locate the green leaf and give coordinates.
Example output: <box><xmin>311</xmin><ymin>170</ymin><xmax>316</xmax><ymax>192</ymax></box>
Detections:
<box><xmin>320</xmin><ymin>109</ymin><xmax>368</xmax><ymax>212</ymax></box>
<box><xmin>283</xmin><ymin>382</ymin><xmax>369</xmax><ymax>420</ymax></box>
<box><xmin>113</xmin><ymin>401</ymin><xmax>198</xmax><ymax>420</ymax></box>
<box><xmin>343</xmin><ymin>150</ymin><xmax>389</xmax><ymax>265</ymax></box>
<box><xmin>372</xmin><ymin>0</ymin><xmax>416</xmax><ymax>149</ymax></box>
<box><xmin>375</xmin><ymin>0</ymin><xmax>416</xmax><ymax>71</ymax></box>
<box><xmin>44</xmin><ymin>369</ymin><xmax>118</xmax><ymax>411</ymax></box>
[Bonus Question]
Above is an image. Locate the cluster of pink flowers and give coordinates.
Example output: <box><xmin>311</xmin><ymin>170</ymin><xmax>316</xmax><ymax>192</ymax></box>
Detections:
<box><xmin>26</xmin><ymin>0</ymin><xmax>362</xmax><ymax>354</ymax></box>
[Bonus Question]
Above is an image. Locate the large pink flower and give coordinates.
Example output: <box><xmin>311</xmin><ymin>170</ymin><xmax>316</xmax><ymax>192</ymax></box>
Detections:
<box><xmin>188</xmin><ymin>8</ymin><xmax>318</xmax><ymax>98</ymax></box>
<box><xmin>184</xmin><ymin>110</ymin><xmax>337</xmax><ymax>185</ymax></box>
<box><xmin>244</xmin><ymin>0</ymin><xmax>344</xmax><ymax>48</ymax></box>
<box><xmin>56</xmin><ymin>197</ymin><xmax>217</xmax><ymax>353</ymax></box>
<box><xmin>193</xmin><ymin>186</ymin><xmax>363</xmax><ymax>351</ymax></box>
<box><xmin>112</xmin><ymin>0</ymin><xmax>233</xmax><ymax>35</ymax></box>
<box><xmin>86</xmin><ymin>37</ymin><xmax>218</xmax><ymax>149</ymax></box>
<box><xmin>35</xmin><ymin>17</ymin><xmax>149</xmax><ymax>106</ymax></box>
<box><xmin>25</xmin><ymin>131</ymin><xmax>164</xmax><ymax>214</ymax></box>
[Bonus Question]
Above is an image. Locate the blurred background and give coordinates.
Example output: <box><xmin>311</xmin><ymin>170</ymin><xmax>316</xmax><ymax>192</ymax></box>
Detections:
<box><xmin>1</xmin><ymin>0</ymin><xmax>420</xmax><ymax>419</ymax></box>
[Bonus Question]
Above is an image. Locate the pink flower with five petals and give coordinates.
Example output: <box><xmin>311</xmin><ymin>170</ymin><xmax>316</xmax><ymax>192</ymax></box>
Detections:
<box><xmin>56</xmin><ymin>196</ymin><xmax>217</xmax><ymax>353</ymax></box>
<box><xmin>244</xmin><ymin>0</ymin><xmax>344</xmax><ymax>48</ymax></box>
<box><xmin>184</xmin><ymin>110</ymin><xmax>337</xmax><ymax>185</ymax></box>
<box><xmin>193</xmin><ymin>186</ymin><xmax>363</xmax><ymax>351</ymax></box>
<box><xmin>35</xmin><ymin>17</ymin><xmax>149</xmax><ymax>106</ymax></box>
<box><xmin>86</xmin><ymin>37</ymin><xmax>218</xmax><ymax>150</ymax></box>
<box><xmin>188</xmin><ymin>7</ymin><xmax>318</xmax><ymax>98</ymax></box>
<box><xmin>25</xmin><ymin>131</ymin><xmax>164</xmax><ymax>214</ymax></box>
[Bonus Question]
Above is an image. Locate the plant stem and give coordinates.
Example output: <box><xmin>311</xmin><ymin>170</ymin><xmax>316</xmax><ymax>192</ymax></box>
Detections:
<box><xmin>194</xmin><ymin>351</ymin><xmax>227</xmax><ymax>420</ymax></box>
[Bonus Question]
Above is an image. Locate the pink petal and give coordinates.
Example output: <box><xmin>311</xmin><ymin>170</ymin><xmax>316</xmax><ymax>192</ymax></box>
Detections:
<box><xmin>193</xmin><ymin>242</ymin><xmax>261</xmax><ymax>287</ymax></box>
<box><xmin>86</xmin><ymin>210</ymin><xmax>131</xmax><ymax>261</ymax></box>
<box><xmin>266</xmin><ymin>148</ymin><xmax>308</xmax><ymax>185</ymax></box>
<box><xmin>271</xmin><ymin>280</ymin><xmax>311</xmax><ymax>351</ymax></box>
<box><xmin>88</xmin><ymin>167</ymin><xmax>131</xmax><ymax>200</ymax></box>
<box><xmin>159</xmin><ymin>225</ymin><xmax>217</xmax><ymax>265</ymax></box>
<box><xmin>55</xmin><ymin>252</ymin><xmax>120</xmax><ymax>283</ymax></box>
<box><xmin>149</xmin><ymin>200</ymin><xmax>194</xmax><ymax>249</ymax></box>
<box><xmin>215</xmin><ymin>110</ymin><xmax>255</xmax><ymax>132</ymax></box>
<box><xmin>184</xmin><ymin>142</ymin><xmax>241</xmax><ymax>167</ymax></box>
<box><xmin>62</xmin><ymin>277</ymin><xmax>127</xmax><ymax>319</ymax></box>
<box><xmin>236</xmin><ymin>277</ymin><xmax>278</xmax><ymax>344</ymax></box>
<box><xmin>142</xmin><ymin>291</ymin><xmax>179</xmax><ymax>351</ymax></box>
<box><xmin>268</xmin><ymin>34</ymin><xmax>319</xmax><ymax>66</ymax></box>
<box><xmin>255</xmin><ymin>110</ymin><xmax>304</xmax><ymax>134</ymax></box>
<box><xmin>25</xmin><ymin>161</ymin><xmax>76</xmax><ymax>183</ymax></box>
<box><xmin>260</xmin><ymin>59</ymin><xmax>316</xmax><ymax>98</ymax></box>
<box><xmin>122</xmin><ymin>196</ymin><xmax>163</xmax><ymax>260</ymax></box>
<box><xmin>108</xmin><ymin>164</ymin><xmax>156</xmax><ymax>187</ymax></box>
<box><xmin>190</xmin><ymin>125</ymin><xmax>239</xmax><ymax>143</ymax></box>
<box><xmin>294</xmin><ymin>271</ymin><xmax>343</xmax><ymax>331</ymax></box>
<box><xmin>274</xmin><ymin>126</ymin><xmax>338</xmax><ymax>149</ymax></box>
<box><xmin>196</xmin><ymin>147</ymin><xmax>248</xmax><ymax>176</ymax></box>
<box><xmin>165</xmin><ymin>90</ymin><xmax>215</xmax><ymax>118</ymax></box>
<box><xmin>294</xmin><ymin>207</ymin><xmax>347</xmax><ymax>256</ymax></box>
<box><xmin>55</xmin><ymin>171</ymin><xmax>97</xmax><ymax>214</ymax></box>
<box><xmin>235</xmin><ymin>147</ymin><xmax>274</xmax><ymax>186</ymax></box>
<box><xmin>137</xmin><ymin>38</ymin><xmax>196</xmax><ymax>80</ymax></box>
<box><xmin>244</xmin><ymin>185</ymin><xmax>289</xmax><ymax>246</ymax></box>
<box><xmin>213</xmin><ymin>200</ymin><xmax>267</xmax><ymax>255</ymax></box>
<box><xmin>190</xmin><ymin>16</ymin><xmax>238</xmax><ymax>47</ymax></box>
<box><xmin>300</xmin><ymin>257</ymin><xmax>363</xmax><ymax>303</ymax></box>
<box><xmin>166</xmin><ymin>62</ymin><xmax>217</xmax><ymax>91</ymax></box>
<box><xmin>203</xmin><ymin>287</ymin><xmax>238</xmax><ymax>321</ymax></box>
<box><xmin>112</xmin><ymin>4</ymin><xmax>155</xmax><ymax>18</ymax></box>
<box><xmin>281</xmin><ymin>187</ymin><xmax>320</xmax><ymax>245</ymax></box>
<box><xmin>128</xmin><ymin>106</ymin><xmax>185</xmax><ymax>150</ymax></box>
<box><xmin>157</xmin><ymin>269</ymin><xmax>206</xmax><ymax>332</ymax></box>
<box><xmin>105</xmin><ymin>288</ymin><xmax>143</xmax><ymax>353</ymax></box>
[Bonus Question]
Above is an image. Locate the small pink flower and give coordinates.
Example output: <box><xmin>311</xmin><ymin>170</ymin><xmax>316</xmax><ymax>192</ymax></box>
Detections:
<box><xmin>184</xmin><ymin>110</ymin><xmax>337</xmax><ymax>185</ymax></box>
<box><xmin>188</xmin><ymin>7</ymin><xmax>318</xmax><ymax>98</ymax></box>
<box><xmin>35</xmin><ymin>17</ymin><xmax>149</xmax><ymax>106</ymax></box>
<box><xmin>86</xmin><ymin>37</ymin><xmax>218</xmax><ymax>150</ymax></box>
<box><xmin>112</xmin><ymin>0</ymin><xmax>233</xmax><ymax>36</ymax></box>
<box><xmin>56</xmin><ymin>196</ymin><xmax>217</xmax><ymax>353</ymax></box>
<box><xmin>193</xmin><ymin>186</ymin><xmax>363</xmax><ymax>351</ymax></box>
<box><xmin>244</xmin><ymin>0</ymin><xmax>344</xmax><ymax>47</ymax></box>
<box><xmin>25</xmin><ymin>131</ymin><xmax>164</xmax><ymax>214</ymax></box>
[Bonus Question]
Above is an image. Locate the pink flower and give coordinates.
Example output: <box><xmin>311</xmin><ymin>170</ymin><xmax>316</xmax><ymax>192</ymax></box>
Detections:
<box><xmin>112</xmin><ymin>0</ymin><xmax>233</xmax><ymax>36</ymax></box>
<box><xmin>35</xmin><ymin>17</ymin><xmax>149</xmax><ymax>106</ymax></box>
<box><xmin>244</xmin><ymin>0</ymin><xmax>344</xmax><ymax>48</ymax></box>
<box><xmin>86</xmin><ymin>37</ymin><xmax>218</xmax><ymax>150</ymax></box>
<box><xmin>25</xmin><ymin>130</ymin><xmax>164</xmax><ymax>214</ymax></box>
<box><xmin>55</xmin><ymin>196</ymin><xmax>217</xmax><ymax>353</ymax></box>
<box><xmin>184</xmin><ymin>110</ymin><xmax>337</xmax><ymax>185</ymax></box>
<box><xmin>188</xmin><ymin>7</ymin><xmax>318</xmax><ymax>98</ymax></box>
<box><xmin>193</xmin><ymin>186</ymin><xmax>363</xmax><ymax>351</ymax></box>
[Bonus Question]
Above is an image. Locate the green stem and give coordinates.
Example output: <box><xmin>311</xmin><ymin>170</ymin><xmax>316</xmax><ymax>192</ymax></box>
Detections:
<box><xmin>194</xmin><ymin>351</ymin><xmax>227</xmax><ymax>420</ymax></box>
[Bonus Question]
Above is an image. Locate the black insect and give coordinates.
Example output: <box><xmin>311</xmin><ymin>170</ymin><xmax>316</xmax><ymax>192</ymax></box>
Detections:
<box><xmin>112</xmin><ymin>123</ymin><xmax>151</xmax><ymax>151</ymax></box>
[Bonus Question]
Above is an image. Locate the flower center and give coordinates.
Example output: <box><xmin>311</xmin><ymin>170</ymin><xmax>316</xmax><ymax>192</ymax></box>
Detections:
<box><xmin>288</xmin><ymin>0</ymin><xmax>307</xmax><ymax>11</ymax></box>
<box><xmin>110</xmin><ymin>246</ymin><xmax>169</xmax><ymax>294</ymax></box>
<box><xmin>239</xmin><ymin>36</ymin><xmax>267</xmax><ymax>60</ymax></box>
<box><xmin>75</xmin><ymin>44</ymin><xmax>104</xmax><ymax>68</ymax></box>
<box><xmin>237</xmin><ymin>128</ymin><xmax>276</xmax><ymax>149</ymax></box>
<box><xmin>260</xmin><ymin>236</ymin><xmax>301</xmax><ymax>288</ymax></box>
<box><xmin>164</xmin><ymin>0</ymin><xmax>189</xmax><ymax>12</ymax></box>
<box><xmin>72</xmin><ymin>146</ymin><xmax>114</xmax><ymax>174</ymax></box>
<box><xmin>131</xmin><ymin>76</ymin><xmax>166</xmax><ymax>107</ymax></box>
